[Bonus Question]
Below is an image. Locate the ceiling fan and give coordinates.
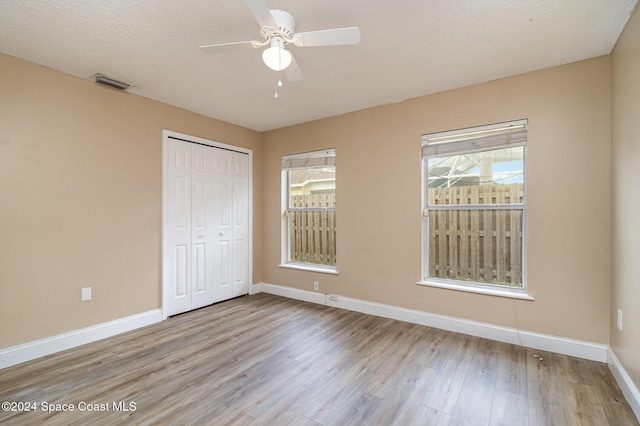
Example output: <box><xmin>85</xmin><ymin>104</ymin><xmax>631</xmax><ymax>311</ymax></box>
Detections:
<box><xmin>199</xmin><ymin>0</ymin><xmax>360</xmax><ymax>83</ymax></box>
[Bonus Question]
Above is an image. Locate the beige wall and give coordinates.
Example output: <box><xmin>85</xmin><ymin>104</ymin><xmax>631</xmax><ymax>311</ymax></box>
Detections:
<box><xmin>263</xmin><ymin>57</ymin><xmax>611</xmax><ymax>344</ymax></box>
<box><xmin>0</xmin><ymin>48</ymin><xmax>620</xmax><ymax>359</ymax></box>
<box><xmin>611</xmin><ymin>6</ymin><xmax>640</xmax><ymax>391</ymax></box>
<box><xmin>0</xmin><ymin>53</ymin><xmax>262</xmax><ymax>349</ymax></box>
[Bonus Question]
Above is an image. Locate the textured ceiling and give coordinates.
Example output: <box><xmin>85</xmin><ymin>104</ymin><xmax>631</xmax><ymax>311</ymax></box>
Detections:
<box><xmin>1</xmin><ymin>0</ymin><xmax>637</xmax><ymax>131</ymax></box>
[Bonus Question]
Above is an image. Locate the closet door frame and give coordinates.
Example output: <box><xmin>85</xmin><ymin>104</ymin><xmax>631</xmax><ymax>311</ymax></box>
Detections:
<box><xmin>161</xmin><ymin>130</ymin><xmax>253</xmax><ymax>320</ymax></box>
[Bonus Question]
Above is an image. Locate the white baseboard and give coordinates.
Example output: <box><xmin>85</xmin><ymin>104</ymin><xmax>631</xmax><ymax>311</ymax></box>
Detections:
<box><xmin>259</xmin><ymin>282</ymin><xmax>326</xmax><ymax>305</ymax></box>
<box><xmin>250</xmin><ymin>282</ymin><xmax>263</xmax><ymax>295</ymax></box>
<box><xmin>258</xmin><ymin>282</ymin><xmax>608</xmax><ymax>362</ymax></box>
<box><xmin>608</xmin><ymin>348</ymin><xmax>640</xmax><ymax>421</ymax></box>
<box><xmin>0</xmin><ymin>309</ymin><xmax>163</xmax><ymax>370</ymax></box>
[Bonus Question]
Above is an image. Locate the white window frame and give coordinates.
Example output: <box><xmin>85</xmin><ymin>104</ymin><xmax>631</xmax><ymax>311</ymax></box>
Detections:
<box><xmin>279</xmin><ymin>149</ymin><xmax>338</xmax><ymax>274</ymax></box>
<box><xmin>418</xmin><ymin>120</ymin><xmax>532</xmax><ymax>300</ymax></box>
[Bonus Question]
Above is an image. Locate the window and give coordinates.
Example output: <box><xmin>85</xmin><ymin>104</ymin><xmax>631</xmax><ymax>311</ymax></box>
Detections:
<box><xmin>421</xmin><ymin>120</ymin><xmax>527</xmax><ymax>293</ymax></box>
<box><xmin>281</xmin><ymin>149</ymin><xmax>336</xmax><ymax>272</ymax></box>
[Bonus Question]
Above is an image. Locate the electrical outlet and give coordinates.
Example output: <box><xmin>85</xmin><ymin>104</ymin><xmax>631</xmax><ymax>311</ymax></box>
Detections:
<box><xmin>81</xmin><ymin>287</ymin><xmax>92</xmax><ymax>302</ymax></box>
<box><xmin>313</xmin><ymin>281</ymin><xmax>319</xmax><ymax>291</ymax></box>
<box><xmin>617</xmin><ymin>309</ymin><xmax>623</xmax><ymax>331</ymax></box>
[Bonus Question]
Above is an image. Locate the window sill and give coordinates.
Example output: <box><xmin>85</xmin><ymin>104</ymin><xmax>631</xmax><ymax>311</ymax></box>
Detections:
<box><xmin>278</xmin><ymin>263</ymin><xmax>339</xmax><ymax>275</ymax></box>
<box><xmin>416</xmin><ymin>279</ymin><xmax>534</xmax><ymax>300</ymax></box>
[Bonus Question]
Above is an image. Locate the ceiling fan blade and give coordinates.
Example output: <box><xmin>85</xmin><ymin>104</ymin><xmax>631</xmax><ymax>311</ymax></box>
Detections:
<box><xmin>243</xmin><ymin>0</ymin><xmax>278</xmax><ymax>29</ymax></box>
<box><xmin>199</xmin><ymin>40</ymin><xmax>257</xmax><ymax>53</ymax></box>
<box><xmin>285</xmin><ymin>56</ymin><xmax>304</xmax><ymax>82</ymax></box>
<box><xmin>293</xmin><ymin>27</ymin><xmax>360</xmax><ymax>47</ymax></box>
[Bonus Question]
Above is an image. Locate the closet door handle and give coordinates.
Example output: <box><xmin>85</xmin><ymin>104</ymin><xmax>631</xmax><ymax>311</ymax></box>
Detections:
<box><xmin>198</xmin><ymin>234</ymin><xmax>205</xmax><ymax>239</ymax></box>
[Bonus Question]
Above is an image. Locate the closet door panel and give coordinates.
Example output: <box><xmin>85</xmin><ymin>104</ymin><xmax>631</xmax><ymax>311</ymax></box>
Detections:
<box><xmin>232</xmin><ymin>152</ymin><xmax>250</xmax><ymax>297</ymax></box>
<box><xmin>190</xmin><ymin>144</ymin><xmax>215</xmax><ymax>309</ymax></box>
<box><xmin>212</xmin><ymin>149</ymin><xmax>233</xmax><ymax>302</ymax></box>
<box><xmin>165</xmin><ymin>139</ymin><xmax>192</xmax><ymax>316</ymax></box>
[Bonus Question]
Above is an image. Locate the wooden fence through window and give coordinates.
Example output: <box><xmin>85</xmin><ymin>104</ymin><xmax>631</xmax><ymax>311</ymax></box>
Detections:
<box><xmin>289</xmin><ymin>194</ymin><xmax>336</xmax><ymax>266</ymax></box>
<box><xmin>428</xmin><ymin>183</ymin><xmax>524</xmax><ymax>287</ymax></box>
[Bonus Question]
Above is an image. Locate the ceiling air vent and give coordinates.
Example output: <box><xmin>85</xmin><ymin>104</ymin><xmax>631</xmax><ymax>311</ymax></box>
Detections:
<box><xmin>90</xmin><ymin>73</ymin><xmax>131</xmax><ymax>90</ymax></box>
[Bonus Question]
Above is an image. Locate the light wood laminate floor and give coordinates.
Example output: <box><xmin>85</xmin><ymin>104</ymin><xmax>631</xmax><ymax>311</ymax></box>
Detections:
<box><xmin>0</xmin><ymin>293</ymin><xmax>637</xmax><ymax>425</ymax></box>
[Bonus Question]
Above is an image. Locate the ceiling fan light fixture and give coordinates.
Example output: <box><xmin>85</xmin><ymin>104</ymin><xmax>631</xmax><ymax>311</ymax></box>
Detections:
<box><xmin>199</xmin><ymin>3</ymin><xmax>360</xmax><ymax>82</ymax></box>
<box><xmin>262</xmin><ymin>37</ymin><xmax>292</xmax><ymax>71</ymax></box>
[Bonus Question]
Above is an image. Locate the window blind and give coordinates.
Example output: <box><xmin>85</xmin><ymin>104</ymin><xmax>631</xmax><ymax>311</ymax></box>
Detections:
<box><xmin>422</xmin><ymin>120</ymin><xmax>527</xmax><ymax>157</ymax></box>
<box><xmin>282</xmin><ymin>148</ymin><xmax>336</xmax><ymax>169</ymax></box>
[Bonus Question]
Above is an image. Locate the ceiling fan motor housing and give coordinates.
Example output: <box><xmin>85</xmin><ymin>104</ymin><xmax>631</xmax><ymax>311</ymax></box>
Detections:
<box><xmin>261</xmin><ymin>9</ymin><xmax>295</xmax><ymax>40</ymax></box>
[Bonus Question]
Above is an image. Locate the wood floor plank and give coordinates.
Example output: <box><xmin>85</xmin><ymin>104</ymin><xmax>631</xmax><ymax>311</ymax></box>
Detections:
<box><xmin>414</xmin><ymin>327</ymin><xmax>456</xmax><ymax>369</ymax></box>
<box><xmin>449</xmin><ymin>338</ymin><xmax>499</xmax><ymax>426</ymax></box>
<box><xmin>494</xmin><ymin>340</ymin><xmax>528</xmax><ymax>397</ymax></box>
<box><xmin>408</xmin><ymin>405</ymin><xmax>452</xmax><ymax>426</ymax></box>
<box><xmin>324</xmin><ymin>390</ymin><xmax>385</xmax><ymax>426</ymax></box>
<box><xmin>420</xmin><ymin>333</ymin><xmax>478</xmax><ymax>415</ymax></box>
<box><xmin>489</xmin><ymin>388</ymin><xmax>529</xmax><ymax>426</ymax></box>
<box><xmin>570</xmin><ymin>381</ymin><xmax>610</xmax><ymax>425</ymax></box>
<box><xmin>0</xmin><ymin>293</ymin><xmax>637</xmax><ymax>426</ymax></box>
<box><xmin>363</xmin><ymin>324</ymin><xmax>432</xmax><ymax>399</ymax></box>
<box><xmin>372</xmin><ymin>362</ymin><xmax>438</xmax><ymax>425</ymax></box>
